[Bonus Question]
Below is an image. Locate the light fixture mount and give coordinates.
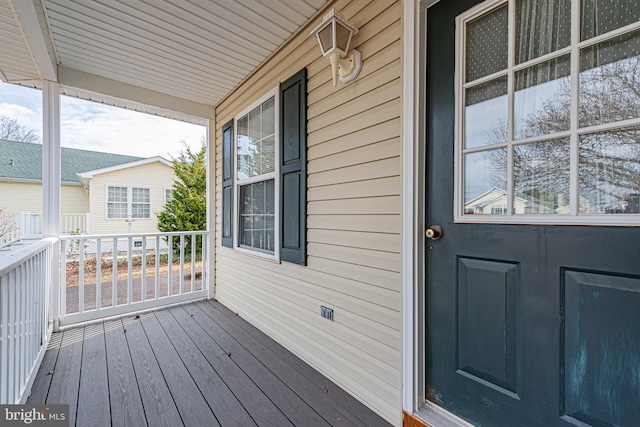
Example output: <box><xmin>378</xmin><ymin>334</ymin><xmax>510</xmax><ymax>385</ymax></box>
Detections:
<box><xmin>310</xmin><ymin>9</ymin><xmax>362</xmax><ymax>87</ymax></box>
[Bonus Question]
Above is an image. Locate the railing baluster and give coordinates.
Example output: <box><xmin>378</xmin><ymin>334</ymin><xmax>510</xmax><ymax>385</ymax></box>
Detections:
<box><xmin>8</xmin><ymin>271</ymin><xmax>16</xmax><ymax>402</ymax></box>
<box><xmin>179</xmin><ymin>235</ymin><xmax>184</xmax><ymax>295</ymax></box>
<box><xmin>168</xmin><ymin>236</ymin><xmax>173</xmax><ymax>297</ymax></box>
<box><xmin>96</xmin><ymin>239</ymin><xmax>102</xmax><ymax>311</ymax></box>
<box><xmin>61</xmin><ymin>240</ymin><xmax>66</xmax><ymax>316</ymax></box>
<box><xmin>0</xmin><ymin>275</ymin><xmax>7</xmax><ymax>403</ymax></box>
<box><xmin>127</xmin><ymin>236</ymin><xmax>132</xmax><ymax>304</ymax></box>
<box><xmin>191</xmin><ymin>234</ymin><xmax>196</xmax><ymax>293</ymax></box>
<box><xmin>79</xmin><ymin>238</ymin><xmax>85</xmax><ymax>313</ymax></box>
<box><xmin>155</xmin><ymin>236</ymin><xmax>160</xmax><ymax>300</ymax></box>
<box><xmin>112</xmin><ymin>237</ymin><xmax>117</xmax><ymax>307</ymax></box>
<box><xmin>141</xmin><ymin>237</ymin><xmax>147</xmax><ymax>302</ymax></box>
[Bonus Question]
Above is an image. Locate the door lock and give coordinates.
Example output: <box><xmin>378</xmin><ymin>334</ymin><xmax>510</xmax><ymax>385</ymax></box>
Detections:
<box><xmin>426</xmin><ymin>225</ymin><xmax>443</xmax><ymax>240</ymax></box>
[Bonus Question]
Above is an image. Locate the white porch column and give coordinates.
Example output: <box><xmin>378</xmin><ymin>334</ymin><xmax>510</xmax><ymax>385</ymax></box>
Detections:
<box><xmin>42</xmin><ymin>80</ymin><xmax>61</xmax><ymax>237</ymax></box>
<box><xmin>42</xmin><ymin>80</ymin><xmax>61</xmax><ymax>330</ymax></box>
<box><xmin>206</xmin><ymin>113</ymin><xmax>216</xmax><ymax>300</ymax></box>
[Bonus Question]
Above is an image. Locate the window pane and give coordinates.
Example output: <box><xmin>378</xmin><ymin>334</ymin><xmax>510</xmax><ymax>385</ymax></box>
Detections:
<box><xmin>579</xmin><ymin>30</ymin><xmax>640</xmax><ymax>128</ymax></box>
<box><xmin>132</xmin><ymin>188</ymin><xmax>149</xmax><ymax>203</ymax></box>
<box><xmin>514</xmin><ymin>138</ymin><xmax>570</xmax><ymax>214</ymax></box>
<box><xmin>239</xmin><ymin>179</ymin><xmax>275</xmax><ymax>252</ymax></box>
<box><xmin>248</xmin><ymin>105</ymin><xmax>261</xmax><ymax>141</ymax></box>
<box><xmin>579</xmin><ymin>126</ymin><xmax>640</xmax><ymax>214</ymax></box>
<box><xmin>515</xmin><ymin>55</ymin><xmax>571</xmax><ymax>139</ymax></box>
<box><xmin>465</xmin><ymin>77</ymin><xmax>508</xmax><ymax>148</ymax></box>
<box><xmin>108</xmin><ymin>203</ymin><xmax>127</xmax><ymax>219</ymax></box>
<box><xmin>516</xmin><ymin>0</ymin><xmax>571</xmax><ymax>64</ymax></box>
<box><xmin>261</xmin><ymin>136</ymin><xmax>275</xmax><ymax>174</ymax></box>
<box><xmin>237</xmin><ymin>96</ymin><xmax>276</xmax><ymax>180</ymax></box>
<box><xmin>108</xmin><ymin>186</ymin><xmax>127</xmax><ymax>202</ymax></box>
<box><xmin>132</xmin><ymin>204</ymin><xmax>150</xmax><ymax>218</ymax></box>
<box><xmin>464</xmin><ymin>149</ymin><xmax>507</xmax><ymax>215</ymax></box>
<box><xmin>466</xmin><ymin>4</ymin><xmax>508</xmax><ymax>82</ymax></box>
<box><xmin>262</xmin><ymin>97</ymin><xmax>275</xmax><ymax>136</ymax></box>
<box><xmin>581</xmin><ymin>0</ymin><xmax>640</xmax><ymax>41</ymax></box>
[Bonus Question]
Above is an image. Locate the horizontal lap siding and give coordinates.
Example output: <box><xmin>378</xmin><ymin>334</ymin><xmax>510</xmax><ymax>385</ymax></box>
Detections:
<box><xmin>214</xmin><ymin>0</ymin><xmax>402</xmax><ymax>425</ymax></box>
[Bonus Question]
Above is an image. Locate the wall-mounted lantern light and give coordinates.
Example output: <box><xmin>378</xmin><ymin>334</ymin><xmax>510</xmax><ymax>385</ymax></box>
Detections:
<box><xmin>310</xmin><ymin>9</ymin><xmax>362</xmax><ymax>87</ymax></box>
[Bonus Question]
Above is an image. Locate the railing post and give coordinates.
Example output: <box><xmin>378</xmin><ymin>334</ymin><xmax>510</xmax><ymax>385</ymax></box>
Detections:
<box><xmin>85</xmin><ymin>212</ymin><xmax>90</xmax><ymax>234</ymax></box>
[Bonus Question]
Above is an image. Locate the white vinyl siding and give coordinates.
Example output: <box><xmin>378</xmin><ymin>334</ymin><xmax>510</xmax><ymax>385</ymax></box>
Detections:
<box><xmin>215</xmin><ymin>0</ymin><xmax>403</xmax><ymax>425</ymax></box>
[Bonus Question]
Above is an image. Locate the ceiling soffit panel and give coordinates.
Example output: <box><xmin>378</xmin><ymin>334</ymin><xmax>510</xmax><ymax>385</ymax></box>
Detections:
<box><xmin>43</xmin><ymin>0</ymin><xmax>329</xmax><ymax>107</ymax></box>
<box><xmin>0</xmin><ymin>0</ymin><xmax>40</xmax><ymax>82</ymax></box>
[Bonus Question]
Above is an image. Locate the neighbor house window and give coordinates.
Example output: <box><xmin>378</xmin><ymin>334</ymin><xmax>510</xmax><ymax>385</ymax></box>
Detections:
<box><xmin>456</xmin><ymin>0</ymin><xmax>640</xmax><ymax>225</ymax></box>
<box><xmin>235</xmin><ymin>89</ymin><xmax>277</xmax><ymax>255</ymax></box>
<box><xmin>164</xmin><ymin>188</ymin><xmax>174</xmax><ymax>205</ymax></box>
<box><xmin>107</xmin><ymin>186</ymin><xmax>150</xmax><ymax>219</ymax></box>
<box><xmin>223</xmin><ymin>69</ymin><xmax>307</xmax><ymax>264</ymax></box>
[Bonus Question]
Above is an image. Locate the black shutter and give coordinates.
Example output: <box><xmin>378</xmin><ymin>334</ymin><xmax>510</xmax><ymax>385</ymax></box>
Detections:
<box><xmin>221</xmin><ymin>120</ymin><xmax>234</xmax><ymax>248</ymax></box>
<box><xmin>279</xmin><ymin>68</ymin><xmax>307</xmax><ymax>265</ymax></box>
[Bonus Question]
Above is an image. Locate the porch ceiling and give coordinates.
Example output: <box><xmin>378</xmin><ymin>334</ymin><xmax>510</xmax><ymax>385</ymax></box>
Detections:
<box><xmin>0</xmin><ymin>0</ymin><xmax>327</xmax><ymax>119</ymax></box>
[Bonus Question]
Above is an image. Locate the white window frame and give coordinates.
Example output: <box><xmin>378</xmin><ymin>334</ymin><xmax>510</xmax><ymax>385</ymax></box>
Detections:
<box><xmin>106</xmin><ymin>185</ymin><xmax>151</xmax><ymax>220</ymax></box>
<box><xmin>233</xmin><ymin>87</ymin><xmax>280</xmax><ymax>260</ymax></box>
<box><xmin>454</xmin><ymin>0</ymin><xmax>640</xmax><ymax>226</ymax></box>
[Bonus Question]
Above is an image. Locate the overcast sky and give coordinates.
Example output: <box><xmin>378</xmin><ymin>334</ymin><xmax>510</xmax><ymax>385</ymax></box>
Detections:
<box><xmin>0</xmin><ymin>81</ymin><xmax>206</xmax><ymax>159</ymax></box>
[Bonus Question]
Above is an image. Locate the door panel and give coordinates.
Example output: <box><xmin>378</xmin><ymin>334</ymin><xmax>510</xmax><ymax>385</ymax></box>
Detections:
<box><xmin>425</xmin><ymin>1</ymin><xmax>640</xmax><ymax>426</ymax></box>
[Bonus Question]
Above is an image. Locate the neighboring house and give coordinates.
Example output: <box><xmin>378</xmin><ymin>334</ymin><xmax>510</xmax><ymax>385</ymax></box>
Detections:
<box><xmin>0</xmin><ymin>139</ymin><xmax>175</xmax><ymax>235</ymax></box>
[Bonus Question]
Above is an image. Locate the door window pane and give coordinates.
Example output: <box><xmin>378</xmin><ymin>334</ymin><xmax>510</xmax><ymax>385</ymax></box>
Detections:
<box><xmin>514</xmin><ymin>138</ymin><xmax>570</xmax><ymax>214</ymax></box>
<box><xmin>581</xmin><ymin>0</ymin><xmax>640</xmax><ymax>41</ymax></box>
<box><xmin>466</xmin><ymin>4</ymin><xmax>508</xmax><ymax>82</ymax></box>
<box><xmin>516</xmin><ymin>0</ymin><xmax>571</xmax><ymax>64</ymax></box>
<box><xmin>464</xmin><ymin>149</ymin><xmax>507</xmax><ymax>215</ymax></box>
<box><xmin>579</xmin><ymin>30</ymin><xmax>640</xmax><ymax>128</ymax></box>
<box><xmin>579</xmin><ymin>126</ymin><xmax>640</xmax><ymax>214</ymax></box>
<box><xmin>515</xmin><ymin>55</ymin><xmax>571</xmax><ymax>139</ymax></box>
<box><xmin>465</xmin><ymin>77</ymin><xmax>508</xmax><ymax>148</ymax></box>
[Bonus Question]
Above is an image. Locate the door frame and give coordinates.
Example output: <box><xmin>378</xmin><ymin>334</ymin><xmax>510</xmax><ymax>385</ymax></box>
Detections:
<box><xmin>402</xmin><ymin>1</ymin><xmax>473</xmax><ymax>425</ymax></box>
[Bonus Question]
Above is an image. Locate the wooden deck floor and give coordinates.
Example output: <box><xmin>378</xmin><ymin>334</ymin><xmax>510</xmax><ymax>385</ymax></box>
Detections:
<box><xmin>27</xmin><ymin>299</ymin><xmax>392</xmax><ymax>427</ymax></box>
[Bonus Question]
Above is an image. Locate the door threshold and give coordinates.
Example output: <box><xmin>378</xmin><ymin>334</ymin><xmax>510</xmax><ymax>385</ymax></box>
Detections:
<box><xmin>413</xmin><ymin>401</ymin><xmax>475</xmax><ymax>427</ymax></box>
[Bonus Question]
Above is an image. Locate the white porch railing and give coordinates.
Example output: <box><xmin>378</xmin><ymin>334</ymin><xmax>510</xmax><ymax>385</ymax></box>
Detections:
<box><xmin>59</xmin><ymin>231</ymin><xmax>208</xmax><ymax>326</ymax></box>
<box><xmin>0</xmin><ymin>237</ymin><xmax>56</xmax><ymax>404</ymax></box>
<box><xmin>18</xmin><ymin>213</ymin><xmax>90</xmax><ymax>237</ymax></box>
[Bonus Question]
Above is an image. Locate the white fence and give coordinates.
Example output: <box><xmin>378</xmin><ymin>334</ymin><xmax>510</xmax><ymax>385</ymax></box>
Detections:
<box><xmin>0</xmin><ymin>238</ymin><xmax>56</xmax><ymax>404</ymax></box>
<box><xmin>60</xmin><ymin>231</ymin><xmax>208</xmax><ymax>325</ymax></box>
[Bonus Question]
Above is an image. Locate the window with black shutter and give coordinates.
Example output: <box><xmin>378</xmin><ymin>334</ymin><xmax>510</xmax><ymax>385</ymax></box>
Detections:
<box><xmin>230</xmin><ymin>68</ymin><xmax>307</xmax><ymax>264</ymax></box>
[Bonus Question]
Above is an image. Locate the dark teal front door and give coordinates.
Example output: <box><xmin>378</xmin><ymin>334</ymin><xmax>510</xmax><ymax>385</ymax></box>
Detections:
<box><xmin>425</xmin><ymin>0</ymin><xmax>640</xmax><ymax>426</ymax></box>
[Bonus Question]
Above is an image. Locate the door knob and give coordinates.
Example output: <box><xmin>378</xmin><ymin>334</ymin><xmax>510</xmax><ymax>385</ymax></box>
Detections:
<box><xmin>426</xmin><ymin>225</ymin><xmax>443</xmax><ymax>240</ymax></box>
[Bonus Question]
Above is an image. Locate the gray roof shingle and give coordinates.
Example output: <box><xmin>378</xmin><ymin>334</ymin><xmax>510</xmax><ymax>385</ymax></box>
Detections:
<box><xmin>0</xmin><ymin>139</ymin><xmax>144</xmax><ymax>184</ymax></box>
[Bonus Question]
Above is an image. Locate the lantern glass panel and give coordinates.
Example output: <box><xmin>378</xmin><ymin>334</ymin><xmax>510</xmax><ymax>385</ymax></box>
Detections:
<box><xmin>336</xmin><ymin>21</ymin><xmax>351</xmax><ymax>53</ymax></box>
<box><xmin>318</xmin><ymin>23</ymin><xmax>334</xmax><ymax>54</ymax></box>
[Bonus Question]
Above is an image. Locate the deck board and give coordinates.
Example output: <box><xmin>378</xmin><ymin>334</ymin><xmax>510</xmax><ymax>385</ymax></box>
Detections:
<box><xmin>103</xmin><ymin>318</ymin><xmax>146</xmax><ymax>427</ymax></box>
<box><xmin>28</xmin><ymin>300</ymin><xmax>393</xmax><ymax>427</ymax></box>
<box><xmin>45</xmin><ymin>327</ymin><xmax>84</xmax><ymax>426</ymax></box>
<box><xmin>76</xmin><ymin>323</ymin><xmax>110</xmax><ymax>427</ymax></box>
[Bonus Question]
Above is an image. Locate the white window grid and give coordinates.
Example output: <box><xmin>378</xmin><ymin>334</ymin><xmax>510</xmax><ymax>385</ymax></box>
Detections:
<box><xmin>106</xmin><ymin>185</ymin><xmax>151</xmax><ymax>220</ymax></box>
